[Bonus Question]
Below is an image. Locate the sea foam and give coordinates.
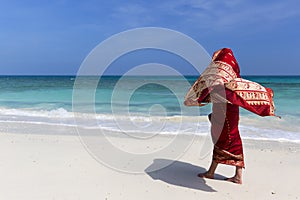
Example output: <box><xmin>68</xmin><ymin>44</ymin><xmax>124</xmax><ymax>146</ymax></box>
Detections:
<box><xmin>0</xmin><ymin>107</ymin><xmax>299</xmax><ymax>143</ymax></box>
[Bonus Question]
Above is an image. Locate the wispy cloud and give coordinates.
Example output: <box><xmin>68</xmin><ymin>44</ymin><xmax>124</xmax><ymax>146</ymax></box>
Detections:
<box><xmin>111</xmin><ymin>3</ymin><xmax>154</xmax><ymax>27</ymax></box>
<box><xmin>164</xmin><ymin>0</ymin><xmax>300</xmax><ymax>29</ymax></box>
<box><xmin>110</xmin><ymin>0</ymin><xmax>300</xmax><ymax>33</ymax></box>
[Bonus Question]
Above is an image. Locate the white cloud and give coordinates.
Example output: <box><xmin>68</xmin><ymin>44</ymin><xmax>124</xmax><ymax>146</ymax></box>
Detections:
<box><xmin>109</xmin><ymin>0</ymin><xmax>299</xmax><ymax>34</ymax></box>
<box><xmin>111</xmin><ymin>3</ymin><xmax>154</xmax><ymax>27</ymax></box>
<box><xmin>162</xmin><ymin>0</ymin><xmax>300</xmax><ymax>29</ymax></box>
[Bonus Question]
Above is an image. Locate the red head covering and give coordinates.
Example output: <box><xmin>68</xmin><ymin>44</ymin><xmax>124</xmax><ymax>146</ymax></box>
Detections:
<box><xmin>212</xmin><ymin>48</ymin><xmax>241</xmax><ymax>78</ymax></box>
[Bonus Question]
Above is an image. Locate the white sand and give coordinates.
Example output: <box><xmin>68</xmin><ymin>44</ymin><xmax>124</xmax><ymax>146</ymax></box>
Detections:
<box><xmin>0</xmin><ymin>131</ymin><xmax>299</xmax><ymax>200</ymax></box>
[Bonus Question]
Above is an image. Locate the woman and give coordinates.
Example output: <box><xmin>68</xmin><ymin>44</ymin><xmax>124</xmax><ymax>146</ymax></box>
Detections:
<box><xmin>198</xmin><ymin>48</ymin><xmax>244</xmax><ymax>184</ymax></box>
<box><xmin>185</xmin><ymin>48</ymin><xmax>276</xmax><ymax>184</ymax></box>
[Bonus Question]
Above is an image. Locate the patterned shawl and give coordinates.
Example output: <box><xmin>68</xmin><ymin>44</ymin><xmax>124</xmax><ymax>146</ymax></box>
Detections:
<box><xmin>184</xmin><ymin>48</ymin><xmax>276</xmax><ymax>117</ymax></box>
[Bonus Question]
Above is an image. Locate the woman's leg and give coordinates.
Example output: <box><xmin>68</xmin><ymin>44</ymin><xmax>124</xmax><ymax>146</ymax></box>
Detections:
<box><xmin>198</xmin><ymin>160</ymin><xmax>218</xmax><ymax>179</ymax></box>
<box><xmin>225</xmin><ymin>166</ymin><xmax>243</xmax><ymax>184</ymax></box>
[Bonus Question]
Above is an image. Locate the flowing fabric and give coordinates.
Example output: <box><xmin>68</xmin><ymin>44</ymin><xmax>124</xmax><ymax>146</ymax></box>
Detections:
<box><xmin>184</xmin><ymin>48</ymin><xmax>275</xmax><ymax>117</ymax></box>
<box><xmin>184</xmin><ymin>48</ymin><xmax>276</xmax><ymax>167</ymax></box>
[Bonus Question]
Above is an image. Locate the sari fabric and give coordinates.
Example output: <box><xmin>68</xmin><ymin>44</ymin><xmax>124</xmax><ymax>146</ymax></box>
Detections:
<box><xmin>184</xmin><ymin>48</ymin><xmax>276</xmax><ymax>167</ymax></box>
<box><xmin>184</xmin><ymin>48</ymin><xmax>275</xmax><ymax>117</ymax></box>
<box><xmin>210</xmin><ymin>103</ymin><xmax>244</xmax><ymax>167</ymax></box>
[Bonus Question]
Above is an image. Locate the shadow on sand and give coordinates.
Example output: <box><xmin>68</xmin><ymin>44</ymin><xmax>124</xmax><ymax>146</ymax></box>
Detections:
<box><xmin>145</xmin><ymin>159</ymin><xmax>227</xmax><ymax>192</ymax></box>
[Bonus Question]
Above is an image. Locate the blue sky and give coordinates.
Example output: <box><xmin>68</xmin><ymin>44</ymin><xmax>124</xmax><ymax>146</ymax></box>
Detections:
<box><xmin>0</xmin><ymin>0</ymin><xmax>299</xmax><ymax>75</ymax></box>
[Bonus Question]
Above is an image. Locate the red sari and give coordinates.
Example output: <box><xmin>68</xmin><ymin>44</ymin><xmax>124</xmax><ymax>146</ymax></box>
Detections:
<box><xmin>210</xmin><ymin>103</ymin><xmax>244</xmax><ymax>167</ymax></box>
<box><xmin>210</xmin><ymin>48</ymin><xmax>244</xmax><ymax>167</ymax></box>
<box><xmin>185</xmin><ymin>48</ymin><xmax>276</xmax><ymax>168</ymax></box>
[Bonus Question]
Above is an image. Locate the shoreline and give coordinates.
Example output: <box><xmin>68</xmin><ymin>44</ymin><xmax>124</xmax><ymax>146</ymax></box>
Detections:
<box><xmin>2</xmin><ymin>120</ymin><xmax>300</xmax><ymax>145</ymax></box>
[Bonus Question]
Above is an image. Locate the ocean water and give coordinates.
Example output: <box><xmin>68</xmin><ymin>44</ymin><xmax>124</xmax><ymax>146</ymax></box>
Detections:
<box><xmin>0</xmin><ymin>76</ymin><xmax>299</xmax><ymax>142</ymax></box>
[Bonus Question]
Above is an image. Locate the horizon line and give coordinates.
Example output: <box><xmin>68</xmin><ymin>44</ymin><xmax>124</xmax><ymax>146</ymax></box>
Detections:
<box><xmin>0</xmin><ymin>74</ymin><xmax>299</xmax><ymax>77</ymax></box>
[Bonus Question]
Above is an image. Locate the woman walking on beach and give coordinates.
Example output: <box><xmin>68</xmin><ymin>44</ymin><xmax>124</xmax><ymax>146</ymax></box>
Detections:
<box><xmin>184</xmin><ymin>48</ymin><xmax>276</xmax><ymax>184</ymax></box>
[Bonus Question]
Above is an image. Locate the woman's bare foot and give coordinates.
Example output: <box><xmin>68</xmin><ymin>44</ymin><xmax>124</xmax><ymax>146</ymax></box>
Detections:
<box><xmin>197</xmin><ymin>172</ymin><xmax>214</xmax><ymax>179</ymax></box>
<box><xmin>198</xmin><ymin>161</ymin><xmax>218</xmax><ymax>179</ymax></box>
<box><xmin>224</xmin><ymin>177</ymin><xmax>242</xmax><ymax>184</ymax></box>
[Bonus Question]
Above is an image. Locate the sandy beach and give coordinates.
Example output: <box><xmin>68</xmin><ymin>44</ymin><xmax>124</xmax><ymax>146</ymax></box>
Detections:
<box><xmin>1</xmin><ymin>0</ymin><xmax>300</xmax><ymax>199</ymax></box>
<box><xmin>1</xmin><ymin>129</ymin><xmax>299</xmax><ymax>200</ymax></box>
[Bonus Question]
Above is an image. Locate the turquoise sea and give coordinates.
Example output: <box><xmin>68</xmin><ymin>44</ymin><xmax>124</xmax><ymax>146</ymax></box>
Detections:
<box><xmin>0</xmin><ymin>76</ymin><xmax>299</xmax><ymax>142</ymax></box>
